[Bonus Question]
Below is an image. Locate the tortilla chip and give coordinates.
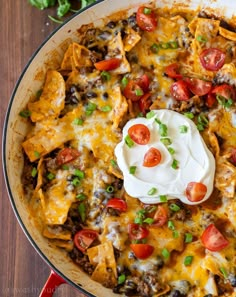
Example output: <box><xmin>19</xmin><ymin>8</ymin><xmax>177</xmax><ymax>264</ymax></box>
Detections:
<box><xmin>123</xmin><ymin>27</ymin><xmax>141</xmax><ymax>52</ymax></box>
<box><xmin>219</xmin><ymin>26</ymin><xmax>236</xmax><ymax>41</ymax></box>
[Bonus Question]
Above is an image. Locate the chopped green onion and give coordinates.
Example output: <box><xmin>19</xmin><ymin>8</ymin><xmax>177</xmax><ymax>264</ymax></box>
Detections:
<box><xmin>144</xmin><ymin>7</ymin><xmax>152</xmax><ymax>14</ymax></box>
<box><xmin>179</xmin><ymin>125</ymin><xmax>188</xmax><ymax>133</ymax></box>
<box><xmin>219</xmin><ymin>267</ymin><xmax>228</xmax><ymax>279</ymax></box>
<box><xmin>184</xmin><ymin>255</ymin><xmax>193</xmax><ymax>266</ymax></box>
<box><xmin>150</xmin><ymin>43</ymin><xmax>159</xmax><ymax>53</ymax></box>
<box><xmin>85</xmin><ymin>102</ymin><xmax>97</xmax><ymax>116</ymax></box>
<box><xmin>62</xmin><ymin>165</ymin><xmax>69</xmax><ymax>170</ymax></box>
<box><xmin>146</xmin><ymin>110</ymin><xmax>155</xmax><ymax>119</ymax></box>
<box><xmin>159</xmin><ymin>123</ymin><xmax>168</xmax><ymax>137</ymax></box>
<box><xmin>169</xmin><ymin>203</ymin><xmax>180</xmax><ymax>212</ymax></box>
<box><xmin>19</xmin><ymin>110</ymin><xmax>31</xmax><ymax>118</ymax></box>
<box><xmin>155</xmin><ymin>118</ymin><xmax>161</xmax><ymax>125</ymax></box>
<box><xmin>172</xmin><ymin>230</ymin><xmax>179</xmax><ymax>238</ymax></box>
<box><xmin>196</xmin><ymin>35</ymin><xmax>208</xmax><ymax>43</ymax></box>
<box><xmin>100</xmin><ymin>105</ymin><xmax>112</xmax><ymax>112</ymax></box>
<box><xmin>125</xmin><ymin>135</ymin><xmax>134</xmax><ymax>148</ymax></box>
<box><xmin>135</xmin><ymin>88</ymin><xmax>144</xmax><ymax>96</ymax></box>
<box><xmin>168</xmin><ymin>147</ymin><xmax>175</xmax><ymax>155</ymax></box>
<box><xmin>185</xmin><ymin>233</ymin><xmax>193</xmax><ymax>243</ymax></box>
<box><xmin>148</xmin><ymin>187</ymin><xmax>157</xmax><ymax>195</ymax></box>
<box><xmin>121</xmin><ymin>76</ymin><xmax>128</xmax><ymax>88</ymax></box>
<box><xmin>160</xmin><ymin>138</ymin><xmax>172</xmax><ymax>146</ymax></box>
<box><xmin>74</xmin><ymin>169</ymin><xmax>85</xmax><ymax>179</ymax></box>
<box><xmin>184</xmin><ymin>112</ymin><xmax>194</xmax><ymax>119</ymax></box>
<box><xmin>101</xmin><ymin>71</ymin><xmax>111</xmax><ymax>81</ymax></box>
<box><xmin>34</xmin><ymin>151</ymin><xmax>40</xmax><ymax>158</ymax></box>
<box><xmin>73</xmin><ymin>118</ymin><xmax>84</xmax><ymax>125</ymax></box>
<box><xmin>134</xmin><ymin>217</ymin><xmax>143</xmax><ymax>224</ymax></box>
<box><xmin>169</xmin><ymin>41</ymin><xmax>179</xmax><ymax>49</ymax></box>
<box><xmin>143</xmin><ymin>217</ymin><xmax>154</xmax><ymax>224</ymax></box>
<box><xmin>118</xmin><ymin>274</ymin><xmax>126</xmax><ymax>285</ymax></box>
<box><xmin>197</xmin><ymin>114</ymin><xmax>209</xmax><ymax>131</ymax></box>
<box><xmin>78</xmin><ymin>202</ymin><xmax>86</xmax><ymax>222</ymax></box>
<box><xmin>159</xmin><ymin>195</ymin><xmax>167</xmax><ymax>202</ymax></box>
<box><xmin>106</xmin><ymin>185</ymin><xmax>114</xmax><ymax>193</ymax></box>
<box><xmin>129</xmin><ymin>166</ymin><xmax>137</xmax><ymax>174</ymax></box>
<box><xmin>72</xmin><ymin>177</ymin><xmax>81</xmax><ymax>187</ymax></box>
<box><xmin>168</xmin><ymin>220</ymin><xmax>175</xmax><ymax>230</ymax></box>
<box><xmin>31</xmin><ymin>167</ymin><xmax>37</xmax><ymax>178</ymax></box>
<box><xmin>48</xmin><ymin>15</ymin><xmax>64</xmax><ymax>24</ymax></box>
<box><xmin>216</xmin><ymin>95</ymin><xmax>233</xmax><ymax>109</ymax></box>
<box><xmin>76</xmin><ymin>193</ymin><xmax>87</xmax><ymax>201</ymax></box>
<box><xmin>171</xmin><ymin>159</ymin><xmax>179</xmax><ymax>169</ymax></box>
<box><xmin>162</xmin><ymin>248</ymin><xmax>170</xmax><ymax>259</ymax></box>
<box><xmin>47</xmin><ymin>172</ymin><xmax>55</xmax><ymax>180</ymax></box>
<box><xmin>160</xmin><ymin>42</ymin><xmax>170</xmax><ymax>49</ymax></box>
<box><xmin>110</xmin><ymin>159</ymin><xmax>117</xmax><ymax>167</ymax></box>
<box><xmin>36</xmin><ymin>89</ymin><xmax>43</xmax><ymax>98</ymax></box>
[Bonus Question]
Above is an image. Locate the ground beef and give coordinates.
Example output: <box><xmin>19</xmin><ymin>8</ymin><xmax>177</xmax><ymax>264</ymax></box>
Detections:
<box><xmin>69</xmin><ymin>247</ymin><xmax>94</xmax><ymax>275</ymax></box>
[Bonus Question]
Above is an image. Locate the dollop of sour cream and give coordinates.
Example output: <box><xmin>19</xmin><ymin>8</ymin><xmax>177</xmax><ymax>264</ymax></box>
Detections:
<box><xmin>115</xmin><ymin>109</ymin><xmax>215</xmax><ymax>205</ymax></box>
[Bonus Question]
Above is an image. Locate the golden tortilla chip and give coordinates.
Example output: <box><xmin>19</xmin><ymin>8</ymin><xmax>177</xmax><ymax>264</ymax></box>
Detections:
<box><xmin>123</xmin><ymin>27</ymin><xmax>141</xmax><ymax>52</ymax></box>
<box><xmin>219</xmin><ymin>26</ymin><xmax>236</xmax><ymax>41</ymax></box>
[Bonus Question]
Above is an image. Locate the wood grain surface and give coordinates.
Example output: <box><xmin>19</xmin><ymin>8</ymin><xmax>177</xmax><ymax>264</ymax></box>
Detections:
<box><xmin>0</xmin><ymin>2</ymin><xmax>88</xmax><ymax>297</ymax></box>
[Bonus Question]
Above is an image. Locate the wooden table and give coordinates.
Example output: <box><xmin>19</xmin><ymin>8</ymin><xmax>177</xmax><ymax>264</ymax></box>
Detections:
<box><xmin>1</xmin><ymin>2</ymin><xmax>87</xmax><ymax>297</ymax></box>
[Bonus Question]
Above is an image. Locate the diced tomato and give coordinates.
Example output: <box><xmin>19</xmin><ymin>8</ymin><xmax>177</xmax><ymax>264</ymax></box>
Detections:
<box><xmin>74</xmin><ymin>229</ymin><xmax>99</xmax><ymax>253</ymax></box>
<box><xmin>94</xmin><ymin>58</ymin><xmax>121</xmax><ymax>71</ymax></box>
<box><xmin>143</xmin><ymin>147</ymin><xmax>162</xmax><ymax>167</ymax></box>
<box><xmin>184</xmin><ymin>77</ymin><xmax>212</xmax><ymax>96</ymax></box>
<box><xmin>128</xmin><ymin>223</ymin><xmax>149</xmax><ymax>241</ymax></box>
<box><xmin>138</xmin><ymin>93</ymin><xmax>152</xmax><ymax>115</ymax></box>
<box><xmin>136</xmin><ymin>6</ymin><xmax>157</xmax><ymax>32</ymax></box>
<box><xmin>199</xmin><ymin>48</ymin><xmax>225</xmax><ymax>71</ymax></box>
<box><xmin>130</xmin><ymin>243</ymin><xmax>154</xmax><ymax>259</ymax></box>
<box><xmin>211</xmin><ymin>84</ymin><xmax>236</xmax><ymax>101</ymax></box>
<box><xmin>165</xmin><ymin>63</ymin><xmax>182</xmax><ymax>79</ymax></box>
<box><xmin>128</xmin><ymin>124</ymin><xmax>150</xmax><ymax>145</ymax></box>
<box><xmin>56</xmin><ymin>148</ymin><xmax>80</xmax><ymax>165</ymax></box>
<box><xmin>185</xmin><ymin>182</ymin><xmax>207</xmax><ymax>202</ymax></box>
<box><xmin>137</xmin><ymin>74</ymin><xmax>150</xmax><ymax>93</ymax></box>
<box><xmin>170</xmin><ymin>80</ymin><xmax>191</xmax><ymax>101</ymax></box>
<box><xmin>152</xmin><ymin>205</ymin><xmax>168</xmax><ymax>227</ymax></box>
<box><xmin>123</xmin><ymin>80</ymin><xmax>145</xmax><ymax>101</ymax></box>
<box><xmin>106</xmin><ymin>198</ymin><xmax>127</xmax><ymax>212</ymax></box>
<box><xmin>201</xmin><ymin>224</ymin><xmax>229</xmax><ymax>252</ymax></box>
<box><xmin>206</xmin><ymin>92</ymin><xmax>217</xmax><ymax>108</ymax></box>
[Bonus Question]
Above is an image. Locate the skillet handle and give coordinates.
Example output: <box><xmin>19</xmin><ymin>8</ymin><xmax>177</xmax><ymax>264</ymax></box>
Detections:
<box><xmin>39</xmin><ymin>270</ymin><xmax>66</xmax><ymax>297</ymax></box>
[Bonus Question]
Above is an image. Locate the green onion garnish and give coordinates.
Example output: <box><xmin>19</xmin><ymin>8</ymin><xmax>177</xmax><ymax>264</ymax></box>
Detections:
<box><xmin>185</xmin><ymin>233</ymin><xmax>193</xmax><ymax>243</ymax></box>
<box><xmin>171</xmin><ymin>159</ymin><xmax>179</xmax><ymax>169</ymax></box>
<box><xmin>62</xmin><ymin>165</ymin><xmax>69</xmax><ymax>170</ymax></box>
<box><xmin>162</xmin><ymin>248</ymin><xmax>170</xmax><ymax>259</ymax></box>
<box><xmin>78</xmin><ymin>202</ymin><xmax>86</xmax><ymax>222</ymax></box>
<box><xmin>72</xmin><ymin>177</ymin><xmax>81</xmax><ymax>187</ymax></box>
<box><xmin>118</xmin><ymin>274</ymin><xmax>126</xmax><ymax>285</ymax></box>
<box><xmin>196</xmin><ymin>35</ymin><xmax>208</xmax><ymax>43</ymax></box>
<box><xmin>159</xmin><ymin>195</ymin><xmax>167</xmax><ymax>202</ymax></box>
<box><xmin>125</xmin><ymin>135</ymin><xmax>134</xmax><ymax>148</ymax></box>
<box><xmin>106</xmin><ymin>185</ymin><xmax>114</xmax><ymax>193</ymax></box>
<box><xmin>101</xmin><ymin>71</ymin><xmax>111</xmax><ymax>81</ymax></box>
<box><xmin>160</xmin><ymin>42</ymin><xmax>170</xmax><ymax>49</ymax></box>
<box><xmin>19</xmin><ymin>110</ymin><xmax>31</xmax><ymax>118</ymax></box>
<box><xmin>85</xmin><ymin>102</ymin><xmax>97</xmax><ymax>116</ymax></box>
<box><xmin>159</xmin><ymin>123</ymin><xmax>168</xmax><ymax>137</ymax></box>
<box><xmin>160</xmin><ymin>138</ymin><xmax>172</xmax><ymax>146</ymax></box>
<box><xmin>184</xmin><ymin>112</ymin><xmax>194</xmax><ymax>119</ymax></box>
<box><xmin>173</xmin><ymin>230</ymin><xmax>179</xmax><ymax>238</ymax></box>
<box><xmin>179</xmin><ymin>125</ymin><xmax>188</xmax><ymax>133</ymax></box>
<box><xmin>129</xmin><ymin>166</ymin><xmax>137</xmax><ymax>174</ymax></box>
<box><xmin>169</xmin><ymin>41</ymin><xmax>179</xmax><ymax>49</ymax></box>
<box><xmin>146</xmin><ymin>110</ymin><xmax>155</xmax><ymax>119</ymax></box>
<box><xmin>47</xmin><ymin>172</ymin><xmax>55</xmax><ymax>180</ymax></box>
<box><xmin>168</xmin><ymin>220</ymin><xmax>175</xmax><ymax>230</ymax></box>
<box><xmin>169</xmin><ymin>203</ymin><xmax>180</xmax><ymax>212</ymax></box>
<box><xmin>168</xmin><ymin>147</ymin><xmax>175</xmax><ymax>155</ymax></box>
<box><xmin>135</xmin><ymin>88</ymin><xmax>144</xmax><ymax>96</ymax></box>
<box><xmin>148</xmin><ymin>187</ymin><xmax>157</xmax><ymax>195</ymax></box>
<box><xmin>150</xmin><ymin>43</ymin><xmax>159</xmax><ymax>53</ymax></box>
<box><xmin>143</xmin><ymin>217</ymin><xmax>154</xmax><ymax>224</ymax></box>
<box><xmin>74</xmin><ymin>169</ymin><xmax>85</xmax><ymax>179</ymax></box>
<box><xmin>110</xmin><ymin>159</ymin><xmax>117</xmax><ymax>167</ymax></box>
<box><xmin>144</xmin><ymin>7</ymin><xmax>152</xmax><ymax>14</ymax></box>
<box><xmin>184</xmin><ymin>255</ymin><xmax>193</xmax><ymax>266</ymax></box>
<box><xmin>76</xmin><ymin>193</ymin><xmax>87</xmax><ymax>201</ymax></box>
<box><xmin>34</xmin><ymin>151</ymin><xmax>40</xmax><ymax>158</ymax></box>
<box><xmin>31</xmin><ymin>167</ymin><xmax>37</xmax><ymax>178</ymax></box>
<box><xmin>219</xmin><ymin>267</ymin><xmax>228</xmax><ymax>279</ymax></box>
<box><xmin>101</xmin><ymin>105</ymin><xmax>112</xmax><ymax>112</ymax></box>
<box><xmin>121</xmin><ymin>76</ymin><xmax>128</xmax><ymax>88</ymax></box>
<box><xmin>73</xmin><ymin>118</ymin><xmax>84</xmax><ymax>125</ymax></box>
<box><xmin>216</xmin><ymin>94</ymin><xmax>233</xmax><ymax>109</ymax></box>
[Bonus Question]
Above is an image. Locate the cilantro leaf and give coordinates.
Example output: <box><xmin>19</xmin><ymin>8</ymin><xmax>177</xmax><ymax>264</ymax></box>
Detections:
<box><xmin>29</xmin><ymin>0</ymin><xmax>56</xmax><ymax>10</ymax></box>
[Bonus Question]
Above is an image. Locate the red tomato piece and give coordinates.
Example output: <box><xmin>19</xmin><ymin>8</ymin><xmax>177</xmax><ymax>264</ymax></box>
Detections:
<box><xmin>137</xmin><ymin>74</ymin><xmax>150</xmax><ymax>93</ymax></box>
<box><xmin>143</xmin><ymin>147</ymin><xmax>162</xmax><ymax>167</ymax></box>
<box><xmin>128</xmin><ymin>124</ymin><xmax>150</xmax><ymax>145</ymax></box>
<box><xmin>152</xmin><ymin>205</ymin><xmax>168</xmax><ymax>227</ymax></box>
<box><xmin>106</xmin><ymin>198</ymin><xmax>127</xmax><ymax>212</ymax></box>
<box><xmin>138</xmin><ymin>93</ymin><xmax>152</xmax><ymax>114</ymax></box>
<box><xmin>201</xmin><ymin>224</ymin><xmax>229</xmax><ymax>252</ymax></box>
<box><xmin>74</xmin><ymin>229</ymin><xmax>99</xmax><ymax>253</ymax></box>
<box><xmin>185</xmin><ymin>182</ymin><xmax>207</xmax><ymax>202</ymax></box>
<box><xmin>56</xmin><ymin>148</ymin><xmax>80</xmax><ymax>165</ymax></box>
<box><xmin>170</xmin><ymin>80</ymin><xmax>191</xmax><ymax>101</ymax></box>
<box><xmin>130</xmin><ymin>243</ymin><xmax>154</xmax><ymax>259</ymax></box>
<box><xmin>211</xmin><ymin>84</ymin><xmax>236</xmax><ymax>101</ymax></box>
<box><xmin>199</xmin><ymin>48</ymin><xmax>225</xmax><ymax>71</ymax></box>
<box><xmin>185</xmin><ymin>77</ymin><xmax>212</xmax><ymax>96</ymax></box>
<box><xmin>94</xmin><ymin>58</ymin><xmax>121</xmax><ymax>71</ymax></box>
<box><xmin>123</xmin><ymin>80</ymin><xmax>144</xmax><ymax>101</ymax></box>
<box><xmin>206</xmin><ymin>92</ymin><xmax>217</xmax><ymax>108</ymax></box>
<box><xmin>136</xmin><ymin>6</ymin><xmax>157</xmax><ymax>32</ymax></box>
<box><xmin>165</xmin><ymin>63</ymin><xmax>182</xmax><ymax>79</ymax></box>
<box><xmin>128</xmin><ymin>223</ymin><xmax>149</xmax><ymax>241</ymax></box>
